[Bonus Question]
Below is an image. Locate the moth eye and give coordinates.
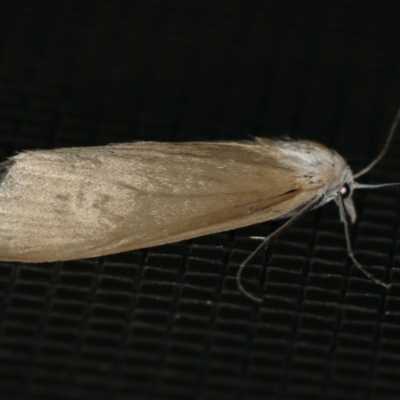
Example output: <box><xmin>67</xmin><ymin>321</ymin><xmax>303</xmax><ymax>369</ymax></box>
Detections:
<box><xmin>339</xmin><ymin>183</ymin><xmax>351</xmax><ymax>198</ymax></box>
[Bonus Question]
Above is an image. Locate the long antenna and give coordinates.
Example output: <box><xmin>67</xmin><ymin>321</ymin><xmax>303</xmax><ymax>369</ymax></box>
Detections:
<box><xmin>353</xmin><ymin>182</ymin><xmax>400</xmax><ymax>190</ymax></box>
<box><xmin>354</xmin><ymin>106</ymin><xmax>400</xmax><ymax>179</ymax></box>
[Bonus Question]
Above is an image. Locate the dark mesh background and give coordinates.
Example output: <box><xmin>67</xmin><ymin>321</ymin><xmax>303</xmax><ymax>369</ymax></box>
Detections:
<box><xmin>1</xmin><ymin>1</ymin><xmax>400</xmax><ymax>399</ymax></box>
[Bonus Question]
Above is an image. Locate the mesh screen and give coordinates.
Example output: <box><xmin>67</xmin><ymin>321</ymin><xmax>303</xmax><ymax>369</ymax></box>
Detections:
<box><xmin>1</xmin><ymin>1</ymin><xmax>400</xmax><ymax>399</ymax></box>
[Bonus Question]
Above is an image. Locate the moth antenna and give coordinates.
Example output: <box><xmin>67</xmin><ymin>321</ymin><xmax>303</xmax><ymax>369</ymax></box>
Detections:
<box><xmin>354</xmin><ymin>106</ymin><xmax>400</xmax><ymax>179</ymax></box>
<box><xmin>337</xmin><ymin>195</ymin><xmax>391</xmax><ymax>288</ymax></box>
<box><xmin>237</xmin><ymin>195</ymin><xmax>324</xmax><ymax>303</ymax></box>
<box><xmin>353</xmin><ymin>182</ymin><xmax>400</xmax><ymax>190</ymax></box>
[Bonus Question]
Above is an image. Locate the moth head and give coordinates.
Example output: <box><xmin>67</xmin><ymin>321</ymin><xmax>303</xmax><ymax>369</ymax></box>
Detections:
<box><xmin>332</xmin><ymin>159</ymin><xmax>400</xmax><ymax>225</ymax></box>
<box><xmin>335</xmin><ymin>106</ymin><xmax>400</xmax><ymax>224</ymax></box>
<box><xmin>337</xmin><ymin>180</ymin><xmax>357</xmax><ymax>223</ymax></box>
<box><xmin>313</xmin><ymin>160</ymin><xmax>355</xmax><ymax>223</ymax></box>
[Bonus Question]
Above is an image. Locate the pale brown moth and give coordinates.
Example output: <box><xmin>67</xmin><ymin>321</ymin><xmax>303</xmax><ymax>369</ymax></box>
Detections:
<box><xmin>0</xmin><ymin>107</ymin><xmax>399</xmax><ymax>303</ymax></box>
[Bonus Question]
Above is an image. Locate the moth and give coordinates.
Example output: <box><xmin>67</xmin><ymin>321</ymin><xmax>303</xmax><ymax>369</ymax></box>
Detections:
<box><xmin>0</xmin><ymin>108</ymin><xmax>399</xmax><ymax>302</ymax></box>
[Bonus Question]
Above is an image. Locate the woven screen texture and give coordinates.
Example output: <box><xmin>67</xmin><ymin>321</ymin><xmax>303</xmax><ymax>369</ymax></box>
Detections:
<box><xmin>0</xmin><ymin>1</ymin><xmax>400</xmax><ymax>399</ymax></box>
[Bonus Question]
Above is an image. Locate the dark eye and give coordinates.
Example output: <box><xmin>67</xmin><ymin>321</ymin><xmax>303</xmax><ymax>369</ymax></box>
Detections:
<box><xmin>339</xmin><ymin>183</ymin><xmax>351</xmax><ymax>198</ymax></box>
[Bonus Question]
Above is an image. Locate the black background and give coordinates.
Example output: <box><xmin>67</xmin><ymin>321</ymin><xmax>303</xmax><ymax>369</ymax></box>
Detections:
<box><xmin>1</xmin><ymin>1</ymin><xmax>400</xmax><ymax>399</ymax></box>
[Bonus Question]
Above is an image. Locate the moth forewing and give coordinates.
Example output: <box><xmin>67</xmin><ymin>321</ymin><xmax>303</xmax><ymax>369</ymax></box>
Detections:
<box><xmin>0</xmin><ymin>140</ymin><xmax>333</xmax><ymax>262</ymax></box>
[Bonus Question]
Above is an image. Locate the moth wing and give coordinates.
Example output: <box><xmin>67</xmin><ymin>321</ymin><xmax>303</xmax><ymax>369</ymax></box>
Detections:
<box><xmin>0</xmin><ymin>140</ymin><xmax>319</xmax><ymax>262</ymax></box>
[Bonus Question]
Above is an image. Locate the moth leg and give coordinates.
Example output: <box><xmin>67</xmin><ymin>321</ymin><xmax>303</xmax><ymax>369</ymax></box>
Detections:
<box><xmin>337</xmin><ymin>195</ymin><xmax>391</xmax><ymax>289</ymax></box>
<box><xmin>236</xmin><ymin>195</ymin><xmax>324</xmax><ymax>303</ymax></box>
